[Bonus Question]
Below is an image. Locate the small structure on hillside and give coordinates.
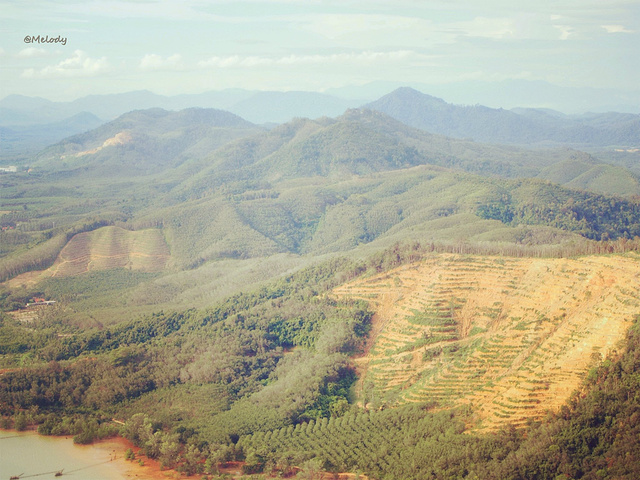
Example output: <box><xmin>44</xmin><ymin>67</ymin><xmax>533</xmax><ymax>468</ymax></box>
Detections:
<box><xmin>26</xmin><ymin>297</ymin><xmax>56</xmax><ymax>307</ymax></box>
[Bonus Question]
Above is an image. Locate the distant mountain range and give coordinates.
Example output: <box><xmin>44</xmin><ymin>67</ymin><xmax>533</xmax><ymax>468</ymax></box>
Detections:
<box><xmin>0</xmin><ymin>89</ymin><xmax>361</xmax><ymax>127</ymax></box>
<box><xmin>2</xmin><ymin>86</ymin><xmax>639</xmax><ymax>165</ymax></box>
<box><xmin>365</xmin><ymin>87</ymin><xmax>640</xmax><ymax>147</ymax></box>
<box><xmin>326</xmin><ymin>79</ymin><xmax>640</xmax><ymax>115</ymax></box>
<box><xmin>0</xmin><ymin>112</ymin><xmax>104</xmax><ymax>160</ymax></box>
<box><xmin>0</xmin><ymin>89</ymin><xmax>359</xmax><ymax>160</ymax></box>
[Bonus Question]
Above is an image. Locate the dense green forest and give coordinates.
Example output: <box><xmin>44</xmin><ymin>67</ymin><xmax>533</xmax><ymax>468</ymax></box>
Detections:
<box><xmin>0</xmin><ymin>256</ymin><xmax>371</xmax><ymax>475</ymax></box>
<box><xmin>2</xmin><ymin>245</ymin><xmax>640</xmax><ymax>479</ymax></box>
<box><xmin>477</xmin><ymin>180</ymin><xmax>640</xmax><ymax>240</ymax></box>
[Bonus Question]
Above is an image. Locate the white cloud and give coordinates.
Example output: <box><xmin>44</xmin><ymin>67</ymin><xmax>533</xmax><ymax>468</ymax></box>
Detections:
<box><xmin>303</xmin><ymin>13</ymin><xmax>426</xmax><ymax>40</ymax></box>
<box><xmin>198</xmin><ymin>50</ymin><xmax>434</xmax><ymax>69</ymax></box>
<box><xmin>16</xmin><ymin>47</ymin><xmax>49</xmax><ymax>58</ymax></box>
<box><xmin>21</xmin><ymin>50</ymin><xmax>110</xmax><ymax>78</ymax></box>
<box><xmin>554</xmin><ymin>25</ymin><xmax>574</xmax><ymax>40</ymax></box>
<box><xmin>452</xmin><ymin>17</ymin><xmax>518</xmax><ymax>39</ymax></box>
<box><xmin>602</xmin><ymin>24</ymin><xmax>634</xmax><ymax>33</ymax></box>
<box><xmin>291</xmin><ymin>13</ymin><xmax>458</xmax><ymax>50</ymax></box>
<box><xmin>139</xmin><ymin>54</ymin><xmax>184</xmax><ymax>71</ymax></box>
<box><xmin>433</xmin><ymin>14</ymin><xmax>564</xmax><ymax>43</ymax></box>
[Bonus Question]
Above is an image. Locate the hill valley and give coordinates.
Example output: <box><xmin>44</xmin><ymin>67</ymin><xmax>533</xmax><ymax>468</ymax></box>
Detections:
<box><xmin>1</xmin><ymin>90</ymin><xmax>640</xmax><ymax>479</ymax></box>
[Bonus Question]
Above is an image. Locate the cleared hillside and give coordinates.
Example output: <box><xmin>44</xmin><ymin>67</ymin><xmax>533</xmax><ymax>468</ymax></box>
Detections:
<box><xmin>51</xmin><ymin>226</ymin><xmax>170</xmax><ymax>276</ymax></box>
<box><xmin>333</xmin><ymin>253</ymin><xmax>640</xmax><ymax>430</ymax></box>
<box><xmin>6</xmin><ymin>226</ymin><xmax>169</xmax><ymax>285</ymax></box>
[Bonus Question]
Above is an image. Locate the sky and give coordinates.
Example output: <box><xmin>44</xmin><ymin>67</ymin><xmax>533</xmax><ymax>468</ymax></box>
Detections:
<box><xmin>1</xmin><ymin>0</ymin><xmax>639</xmax><ymax>109</ymax></box>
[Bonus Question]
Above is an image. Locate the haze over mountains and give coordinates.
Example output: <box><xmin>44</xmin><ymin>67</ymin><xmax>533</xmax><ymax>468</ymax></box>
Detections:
<box><xmin>3</xmin><ymin>78</ymin><xmax>639</xmax><ymax>126</ymax></box>
<box><xmin>2</xmin><ymin>85</ymin><xmax>640</xmax><ymax>165</ymax></box>
<box><xmin>0</xmin><ymin>112</ymin><xmax>104</xmax><ymax>159</ymax></box>
<box><xmin>366</xmin><ymin>88</ymin><xmax>640</xmax><ymax>147</ymax></box>
<box><xmin>0</xmin><ymin>89</ymin><xmax>361</xmax><ymax>128</ymax></box>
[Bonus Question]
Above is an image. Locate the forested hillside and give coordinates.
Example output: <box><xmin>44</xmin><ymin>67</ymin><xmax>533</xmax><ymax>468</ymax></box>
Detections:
<box><xmin>33</xmin><ymin>107</ymin><xmax>261</xmax><ymax>175</ymax></box>
<box><xmin>1</xmin><ymin>98</ymin><xmax>640</xmax><ymax>479</ymax></box>
<box><xmin>2</xmin><ymin>245</ymin><xmax>640</xmax><ymax>479</ymax></box>
<box><xmin>3</xmin><ymin>106</ymin><xmax>640</xmax><ymax>323</ymax></box>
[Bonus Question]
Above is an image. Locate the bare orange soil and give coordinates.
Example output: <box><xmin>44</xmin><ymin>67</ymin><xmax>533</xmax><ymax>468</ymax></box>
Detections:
<box><xmin>333</xmin><ymin>253</ymin><xmax>640</xmax><ymax>431</ymax></box>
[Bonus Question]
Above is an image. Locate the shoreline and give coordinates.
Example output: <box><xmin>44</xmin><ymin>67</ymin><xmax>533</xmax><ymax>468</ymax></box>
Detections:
<box><xmin>1</xmin><ymin>428</ymin><xmax>362</xmax><ymax>479</ymax></box>
<box><xmin>85</xmin><ymin>435</ymin><xmax>175</xmax><ymax>480</ymax></box>
<box><xmin>0</xmin><ymin>428</ymin><xmax>191</xmax><ymax>480</ymax></box>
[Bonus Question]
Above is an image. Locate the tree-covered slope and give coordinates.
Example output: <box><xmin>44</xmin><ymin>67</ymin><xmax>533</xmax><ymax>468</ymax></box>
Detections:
<box><xmin>2</xmin><ymin>247</ymin><xmax>640</xmax><ymax>479</ymax></box>
<box><xmin>32</xmin><ymin>107</ymin><xmax>261</xmax><ymax>176</ymax></box>
<box><xmin>3</xmin><ymin>105</ymin><xmax>640</xmax><ymax>325</ymax></box>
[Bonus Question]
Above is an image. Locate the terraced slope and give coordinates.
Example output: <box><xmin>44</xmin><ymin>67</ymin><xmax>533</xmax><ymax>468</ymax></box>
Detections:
<box><xmin>1</xmin><ymin>226</ymin><xmax>171</xmax><ymax>288</ymax></box>
<box><xmin>333</xmin><ymin>253</ymin><xmax>640</xmax><ymax>430</ymax></box>
<box><xmin>46</xmin><ymin>226</ymin><xmax>170</xmax><ymax>276</ymax></box>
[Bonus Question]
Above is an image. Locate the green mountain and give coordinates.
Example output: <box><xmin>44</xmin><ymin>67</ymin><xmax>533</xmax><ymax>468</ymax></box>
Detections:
<box><xmin>2</xmin><ymin>101</ymin><xmax>640</xmax><ymax>480</ymax></box>
<box><xmin>33</xmin><ymin>107</ymin><xmax>260</xmax><ymax>176</ymax></box>
<box><xmin>3</xmin><ymin>106</ymin><xmax>640</xmax><ymax>323</ymax></box>
<box><xmin>179</xmin><ymin>108</ymin><xmax>640</xmax><ymax>197</ymax></box>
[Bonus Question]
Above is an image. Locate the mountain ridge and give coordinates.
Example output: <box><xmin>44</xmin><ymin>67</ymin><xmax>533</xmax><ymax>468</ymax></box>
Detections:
<box><xmin>32</xmin><ymin>107</ymin><xmax>262</xmax><ymax>175</ymax></box>
<box><xmin>366</xmin><ymin>87</ymin><xmax>640</xmax><ymax>147</ymax></box>
<box><xmin>0</xmin><ymin>89</ymin><xmax>361</xmax><ymax>127</ymax></box>
<box><xmin>3</xmin><ymin>86</ymin><xmax>639</xmax><ymax>167</ymax></box>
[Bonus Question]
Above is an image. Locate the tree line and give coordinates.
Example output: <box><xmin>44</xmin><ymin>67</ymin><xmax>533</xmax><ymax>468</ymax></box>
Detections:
<box><xmin>1</xmin><ymin>245</ymin><xmax>639</xmax><ymax>479</ymax></box>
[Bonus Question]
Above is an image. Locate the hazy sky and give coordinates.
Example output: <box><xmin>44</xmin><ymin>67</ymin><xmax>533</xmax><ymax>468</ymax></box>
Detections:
<box><xmin>1</xmin><ymin>0</ymin><xmax>639</xmax><ymax>103</ymax></box>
